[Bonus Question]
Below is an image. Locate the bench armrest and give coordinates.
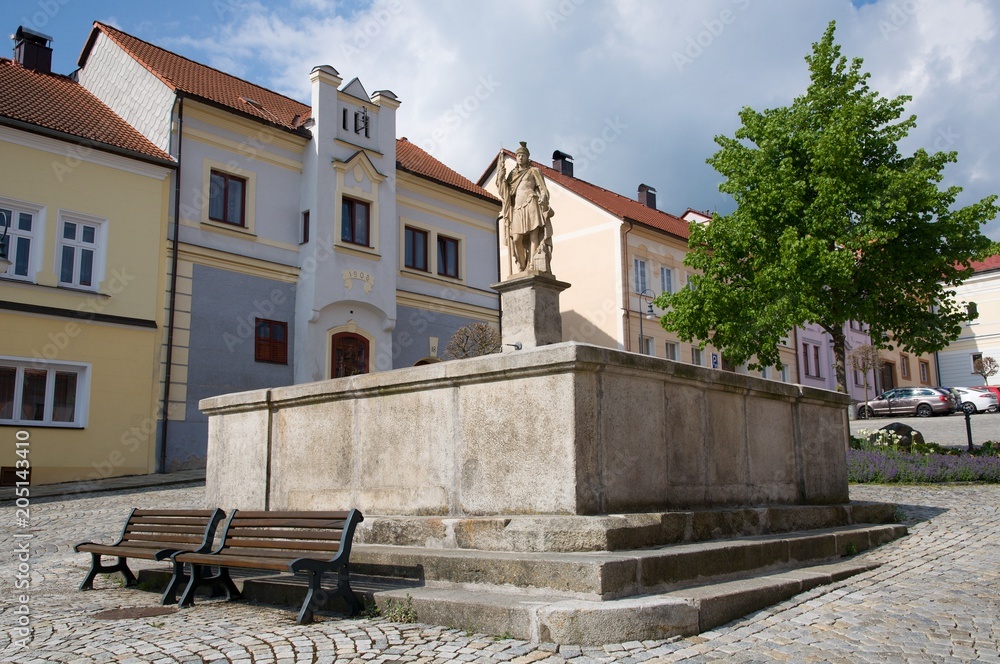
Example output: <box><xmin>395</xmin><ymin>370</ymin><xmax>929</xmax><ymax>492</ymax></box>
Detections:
<box><xmin>73</xmin><ymin>507</ymin><xmax>138</xmax><ymax>552</ymax></box>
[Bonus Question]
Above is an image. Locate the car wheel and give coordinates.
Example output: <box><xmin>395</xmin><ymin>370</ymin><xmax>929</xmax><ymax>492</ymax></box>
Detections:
<box><xmin>858</xmin><ymin>405</ymin><xmax>873</xmax><ymax>419</ymax></box>
<box><xmin>963</xmin><ymin>402</ymin><xmax>977</xmax><ymax>416</ymax></box>
<box><xmin>917</xmin><ymin>403</ymin><xmax>933</xmax><ymax>418</ymax></box>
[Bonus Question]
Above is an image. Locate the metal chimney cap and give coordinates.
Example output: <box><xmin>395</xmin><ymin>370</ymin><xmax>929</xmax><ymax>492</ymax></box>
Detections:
<box><xmin>15</xmin><ymin>26</ymin><xmax>53</xmax><ymax>44</ymax></box>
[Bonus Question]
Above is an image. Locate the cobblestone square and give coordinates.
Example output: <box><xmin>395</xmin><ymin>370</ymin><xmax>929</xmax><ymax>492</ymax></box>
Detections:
<box><xmin>2</xmin><ymin>483</ymin><xmax>999</xmax><ymax>662</ymax></box>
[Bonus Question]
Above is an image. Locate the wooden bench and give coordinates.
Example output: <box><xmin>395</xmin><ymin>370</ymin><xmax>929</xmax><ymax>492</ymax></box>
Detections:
<box><xmin>75</xmin><ymin>508</ymin><xmax>225</xmax><ymax>604</ymax></box>
<box><xmin>171</xmin><ymin>509</ymin><xmax>364</xmax><ymax>624</ymax></box>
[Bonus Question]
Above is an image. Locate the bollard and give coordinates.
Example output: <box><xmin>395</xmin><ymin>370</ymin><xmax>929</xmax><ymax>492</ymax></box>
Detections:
<box><xmin>964</xmin><ymin>409</ymin><xmax>975</xmax><ymax>453</ymax></box>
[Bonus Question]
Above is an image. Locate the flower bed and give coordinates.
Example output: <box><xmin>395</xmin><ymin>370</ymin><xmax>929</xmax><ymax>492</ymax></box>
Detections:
<box><xmin>849</xmin><ymin>430</ymin><xmax>1000</xmax><ymax>483</ymax></box>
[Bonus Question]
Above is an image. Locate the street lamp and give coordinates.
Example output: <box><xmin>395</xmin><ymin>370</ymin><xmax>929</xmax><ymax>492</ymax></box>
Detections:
<box><xmin>636</xmin><ymin>288</ymin><xmax>657</xmax><ymax>355</ymax></box>
<box><xmin>0</xmin><ymin>210</ymin><xmax>11</xmax><ymax>272</ymax></box>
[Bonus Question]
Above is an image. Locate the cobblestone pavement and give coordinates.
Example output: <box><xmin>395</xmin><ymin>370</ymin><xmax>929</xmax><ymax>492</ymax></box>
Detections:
<box><xmin>2</xmin><ymin>483</ymin><xmax>999</xmax><ymax>662</ymax></box>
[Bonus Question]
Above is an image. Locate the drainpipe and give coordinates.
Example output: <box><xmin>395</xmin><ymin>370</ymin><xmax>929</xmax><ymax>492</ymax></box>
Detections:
<box><xmin>159</xmin><ymin>94</ymin><xmax>184</xmax><ymax>474</ymax></box>
<box><xmin>793</xmin><ymin>327</ymin><xmax>801</xmax><ymax>384</ymax></box>
<box><xmin>621</xmin><ymin>220</ymin><xmax>634</xmax><ymax>351</ymax></box>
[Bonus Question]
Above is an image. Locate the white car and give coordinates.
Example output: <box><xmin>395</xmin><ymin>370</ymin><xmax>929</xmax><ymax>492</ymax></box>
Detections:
<box><xmin>952</xmin><ymin>386</ymin><xmax>1000</xmax><ymax>415</ymax></box>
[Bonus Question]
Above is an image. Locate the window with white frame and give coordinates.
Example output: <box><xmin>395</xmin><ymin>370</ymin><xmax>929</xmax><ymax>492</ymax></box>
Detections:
<box><xmin>660</xmin><ymin>266</ymin><xmax>673</xmax><ymax>294</ymax></box>
<box><xmin>665</xmin><ymin>341</ymin><xmax>678</xmax><ymax>361</ymax></box>
<box><xmin>58</xmin><ymin>213</ymin><xmax>105</xmax><ymax>290</ymax></box>
<box><xmin>691</xmin><ymin>347</ymin><xmax>704</xmax><ymax>366</ymax></box>
<box><xmin>972</xmin><ymin>352</ymin><xmax>983</xmax><ymax>373</ymax></box>
<box><xmin>761</xmin><ymin>366</ymin><xmax>771</xmax><ymax>379</ymax></box>
<box><xmin>633</xmin><ymin>258</ymin><xmax>647</xmax><ymax>294</ymax></box>
<box><xmin>640</xmin><ymin>336</ymin><xmax>654</xmax><ymax>356</ymax></box>
<box><xmin>919</xmin><ymin>360</ymin><xmax>930</xmax><ymax>384</ymax></box>
<box><xmin>0</xmin><ymin>200</ymin><xmax>43</xmax><ymax>281</ymax></box>
<box><xmin>0</xmin><ymin>358</ymin><xmax>89</xmax><ymax>426</ymax></box>
<box><xmin>780</xmin><ymin>365</ymin><xmax>790</xmax><ymax>382</ymax></box>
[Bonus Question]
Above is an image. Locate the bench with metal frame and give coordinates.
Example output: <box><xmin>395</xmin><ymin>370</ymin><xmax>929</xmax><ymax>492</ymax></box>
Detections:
<box><xmin>171</xmin><ymin>509</ymin><xmax>364</xmax><ymax>624</ymax></box>
<box><xmin>75</xmin><ymin>508</ymin><xmax>225</xmax><ymax>603</ymax></box>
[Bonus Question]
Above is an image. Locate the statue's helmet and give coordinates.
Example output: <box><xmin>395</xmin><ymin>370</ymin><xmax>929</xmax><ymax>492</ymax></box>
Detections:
<box><xmin>515</xmin><ymin>141</ymin><xmax>530</xmax><ymax>158</ymax></box>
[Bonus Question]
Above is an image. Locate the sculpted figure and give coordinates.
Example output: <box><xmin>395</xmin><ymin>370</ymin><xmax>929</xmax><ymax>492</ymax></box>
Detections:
<box><xmin>496</xmin><ymin>142</ymin><xmax>554</xmax><ymax>274</ymax></box>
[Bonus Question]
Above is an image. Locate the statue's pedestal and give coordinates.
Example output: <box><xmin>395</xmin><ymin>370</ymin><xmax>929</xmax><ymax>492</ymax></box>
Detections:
<box><xmin>492</xmin><ymin>271</ymin><xmax>571</xmax><ymax>350</ymax></box>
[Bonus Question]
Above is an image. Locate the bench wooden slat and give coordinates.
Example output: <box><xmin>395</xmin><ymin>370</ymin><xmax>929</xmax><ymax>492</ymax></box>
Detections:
<box><xmin>227</xmin><ymin>517</ymin><xmax>349</xmax><ymax>528</ymax></box>
<box><xmin>133</xmin><ymin>509</ymin><xmax>218</xmax><ymax>517</ymax></box>
<box><xmin>130</xmin><ymin>516</ymin><xmax>218</xmax><ymax>526</ymax></box>
<box><xmin>123</xmin><ymin>534</ymin><xmax>205</xmax><ymax>546</ymax></box>
<box><xmin>224</xmin><ymin>527</ymin><xmax>345</xmax><ymax>541</ymax></box>
<box><xmin>219</xmin><ymin>540</ymin><xmax>340</xmax><ymax>554</ymax></box>
<box><xmin>126</xmin><ymin>524</ymin><xmax>210</xmax><ymax>535</ymax></box>
<box><xmin>233</xmin><ymin>510</ymin><xmax>352</xmax><ymax>520</ymax></box>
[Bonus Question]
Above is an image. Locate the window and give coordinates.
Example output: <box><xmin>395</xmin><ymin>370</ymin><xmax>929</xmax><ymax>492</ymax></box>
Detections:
<box><xmin>967</xmin><ymin>302</ymin><xmax>979</xmax><ymax>320</ymax></box>
<box><xmin>640</xmin><ymin>336</ymin><xmax>654</xmax><ymax>356</ymax></box>
<box><xmin>58</xmin><ymin>217</ymin><xmax>103</xmax><ymax>290</ymax></box>
<box><xmin>0</xmin><ymin>359</ymin><xmax>88</xmax><ymax>426</ymax></box>
<box><xmin>341</xmin><ymin>197</ymin><xmax>370</xmax><ymax>246</ymax></box>
<box><xmin>634</xmin><ymin>258</ymin><xmax>647</xmax><ymax>293</ymax></box>
<box><xmin>900</xmin><ymin>354</ymin><xmax>910</xmax><ymax>379</ymax></box>
<box><xmin>854</xmin><ymin>368</ymin><xmax>863</xmax><ymax>386</ymax></box>
<box><xmin>254</xmin><ymin>319</ymin><xmax>288</xmax><ymax>364</ymax></box>
<box><xmin>331</xmin><ymin>332</ymin><xmax>369</xmax><ymax>377</ymax></box>
<box><xmin>761</xmin><ymin>366</ymin><xmax>771</xmax><ymax>379</ymax></box>
<box><xmin>972</xmin><ymin>352</ymin><xmax>983</xmax><ymax>373</ymax></box>
<box><xmin>665</xmin><ymin>341</ymin><xmax>678</xmax><ymax>361</ymax></box>
<box><xmin>209</xmin><ymin>170</ymin><xmax>246</xmax><ymax>226</ymax></box>
<box><xmin>660</xmin><ymin>266</ymin><xmax>673</xmax><ymax>294</ymax></box>
<box><xmin>300</xmin><ymin>210</ymin><xmax>310</xmax><ymax>244</ymax></box>
<box><xmin>919</xmin><ymin>360</ymin><xmax>930</xmax><ymax>384</ymax></box>
<box><xmin>437</xmin><ymin>235</ymin><xmax>459</xmax><ymax>278</ymax></box>
<box><xmin>802</xmin><ymin>342</ymin><xmax>823</xmax><ymax>378</ymax></box>
<box><xmin>691</xmin><ymin>347</ymin><xmax>704</xmax><ymax>366</ymax></box>
<box><xmin>779</xmin><ymin>366</ymin><xmax>790</xmax><ymax>382</ymax></box>
<box><xmin>0</xmin><ymin>204</ymin><xmax>38</xmax><ymax>280</ymax></box>
<box><xmin>405</xmin><ymin>226</ymin><xmax>429</xmax><ymax>272</ymax></box>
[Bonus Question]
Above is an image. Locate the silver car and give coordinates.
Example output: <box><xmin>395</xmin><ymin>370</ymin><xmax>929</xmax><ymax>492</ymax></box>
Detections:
<box><xmin>952</xmin><ymin>386</ymin><xmax>1000</xmax><ymax>415</ymax></box>
<box><xmin>856</xmin><ymin>387</ymin><xmax>959</xmax><ymax>418</ymax></box>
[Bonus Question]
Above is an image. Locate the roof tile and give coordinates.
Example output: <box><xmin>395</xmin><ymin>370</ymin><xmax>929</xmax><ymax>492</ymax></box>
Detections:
<box><xmin>0</xmin><ymin>57</ymin><xmax>172</xmax><ymax>162</ymax></box>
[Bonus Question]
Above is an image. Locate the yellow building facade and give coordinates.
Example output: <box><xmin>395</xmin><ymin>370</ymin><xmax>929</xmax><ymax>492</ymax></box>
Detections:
<box><xmin>1</xmin><ymin>48</ymin><xmax>174</xmax><ymax>485</ymax></box>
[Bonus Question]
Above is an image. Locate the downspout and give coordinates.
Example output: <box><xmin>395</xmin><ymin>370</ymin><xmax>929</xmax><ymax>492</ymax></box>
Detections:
<box><xmin>793</xmin><ymin>327</ymin><xmax>801</xmax><ymax>384</ymax></box>
<box><xmin>621</xmin><ymin>220</ymin><xmax>634</xmax><ymax>351</ymax></box>
<box><xmin>159</xmin><ymin>94</ymin><xmax>184</xmax><ymax>473</ymax></box>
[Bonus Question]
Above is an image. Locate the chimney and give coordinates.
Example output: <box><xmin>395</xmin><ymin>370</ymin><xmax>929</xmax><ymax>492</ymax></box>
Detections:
<box><xmin>552</xmin><ymin>150</ymin><xmax>574</xmax><ymax>177</ymax></box>
<box><xmin>638</xmin><ymin>184</ymin><xmax>657</xmax><ymax>209</ymax></box>
<box><xmin>13</xmin><ymin>26</ymin><xmax>53</xmax><ymax>74</ymax></box>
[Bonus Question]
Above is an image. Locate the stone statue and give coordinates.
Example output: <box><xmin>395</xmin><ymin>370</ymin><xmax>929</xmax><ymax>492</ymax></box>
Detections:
<box><xmin>496</xmin><ymin>142</ymin><xmax>554</xmax><ymax>274</ymax></box>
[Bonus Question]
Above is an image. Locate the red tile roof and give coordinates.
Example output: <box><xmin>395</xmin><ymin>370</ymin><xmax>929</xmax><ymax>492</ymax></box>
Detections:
<box><xmin>83</xmin><ymin>22</ymin><xmax>312</xmax><ymax>132</ymax></box>
<box><xmin>485</xmin><ymin>150</ymin><xmax>690</xmax><ymax>239</ymax></box>
<box><xmin>81</xmin><ymin>23</ymin><xmax>491</xmax><ymax>200</ymax></box>
<box><xmin>397</xmin><ymin>139</ymin><xmax>497</xmax><ymax>203</ymax></box>
<box><xmin>0</xmin><ymin>58</ymin><xmax>172</xmax><ymax>163</ymax></box>
<box><xmin>971</xmin><ymin>254</ymin><xmax>1000</xmax><ymax>274</ymax></box>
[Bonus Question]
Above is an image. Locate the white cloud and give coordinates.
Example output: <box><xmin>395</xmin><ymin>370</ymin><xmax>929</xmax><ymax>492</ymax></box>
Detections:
<box><xmin>146</xmin><ymin>0</ymin><xmax>1000</xmax><ymax>237</ymax></box>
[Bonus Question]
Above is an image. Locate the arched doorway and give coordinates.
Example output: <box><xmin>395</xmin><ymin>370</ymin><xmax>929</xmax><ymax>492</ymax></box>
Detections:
<box><xmin>331</xmin><ymin>332</ymin><xmax>369</xmax><ymax>378</ymax></box>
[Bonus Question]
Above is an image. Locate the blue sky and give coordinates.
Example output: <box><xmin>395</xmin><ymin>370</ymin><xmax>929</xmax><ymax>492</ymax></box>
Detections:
<box><xmin>8</xmin><ymin>0</ymin><xmax>1000</xmax><ymax>239</ymax></box>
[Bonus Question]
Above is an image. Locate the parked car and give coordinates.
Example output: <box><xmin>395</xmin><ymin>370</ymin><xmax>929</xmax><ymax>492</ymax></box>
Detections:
<box><xmin>856</xmin><ymin>386</ymin><xmax>959</xmax><ymax>418</ymax></box>
<box><xmin>978</xmin><ymin>385</ymin><xmax>1000</xmax><ymax>403</ymax></box>
<box><xmin>952</xmin><ymin>386</ymin><xmax>1000</xmax><ymax>414</ymax></box>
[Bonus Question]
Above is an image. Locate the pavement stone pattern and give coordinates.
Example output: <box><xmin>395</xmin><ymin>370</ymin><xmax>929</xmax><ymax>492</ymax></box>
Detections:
<box><xmin>2</xmin><ymin>483</ymin><xmax>1000</xmax><ymax>662</ymax></box>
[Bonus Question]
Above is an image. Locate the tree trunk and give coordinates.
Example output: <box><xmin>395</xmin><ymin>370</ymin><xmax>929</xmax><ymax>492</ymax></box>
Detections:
<box><xmin>829</xmin><ymin>326</ymin><xmax>848</xmax><ymax>394</ymax></box>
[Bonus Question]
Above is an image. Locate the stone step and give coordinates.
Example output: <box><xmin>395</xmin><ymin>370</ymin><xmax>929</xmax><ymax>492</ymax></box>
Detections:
<box><xmin>350</xmin><ymin>523</ymin><xmax>906</xmax><ymax>599</ymax></box>
<box><xmin>356</xmin><ymin>501</ymin><xmax>898</xmax><ymax>552</ymax></box>
<box><xmin>231</xmin><ymin>558</ymin><xmax>882</xmax><ymax>645</ymax></box>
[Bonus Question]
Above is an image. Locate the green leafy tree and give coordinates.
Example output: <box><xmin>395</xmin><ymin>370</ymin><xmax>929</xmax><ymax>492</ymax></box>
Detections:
<box><xmin>658</xmin><ymin>21</ymin><xmax>997</xmax><ymax>393</ymax></box>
